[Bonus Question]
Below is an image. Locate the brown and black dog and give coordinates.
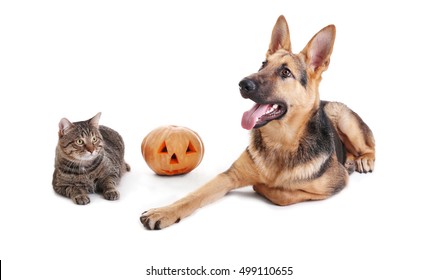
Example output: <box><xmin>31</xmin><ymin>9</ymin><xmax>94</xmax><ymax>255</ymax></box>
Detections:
<box><xmin>140</xmin><ymin>15</ymin><xmax>375</xmax><ymax>230</ymax></box>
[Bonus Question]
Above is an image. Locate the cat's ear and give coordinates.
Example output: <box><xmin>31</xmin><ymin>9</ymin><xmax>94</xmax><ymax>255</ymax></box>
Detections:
<box><xmin>89</xmin><ymin>112</ymin><xmax>101</xmax><ymax>128</ymax></box>
<box><xmin>58</xmin><ymin>118</ymin><xmax>73</xmax><ymax>137</ymax></box>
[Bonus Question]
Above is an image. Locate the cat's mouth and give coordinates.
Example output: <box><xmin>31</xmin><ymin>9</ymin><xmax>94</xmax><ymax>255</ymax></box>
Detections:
<box><xmin>76</xmin><ymin>152</ymin><xmax>98</xmax><ymax>161</ymax></box>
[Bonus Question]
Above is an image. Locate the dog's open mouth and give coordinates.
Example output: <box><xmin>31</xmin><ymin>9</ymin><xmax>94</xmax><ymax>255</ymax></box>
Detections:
<box><xmin>241</xmin><ymin>103</ymin><xmax>286</xmax><ymax>130</ymax></box>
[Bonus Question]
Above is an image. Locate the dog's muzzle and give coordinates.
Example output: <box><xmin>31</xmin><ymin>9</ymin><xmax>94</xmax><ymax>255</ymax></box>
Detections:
<box><xmin>239</xmin><ymin>78</ymin><xmax>257</xmax><ymax>99</ymax></box>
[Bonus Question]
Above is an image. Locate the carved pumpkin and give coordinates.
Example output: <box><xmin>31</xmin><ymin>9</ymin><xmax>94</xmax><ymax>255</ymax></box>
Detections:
<box><xmin>141</xmin><ymin>125</ymin><xmax>204</xmax><ymax>175</ymax></box>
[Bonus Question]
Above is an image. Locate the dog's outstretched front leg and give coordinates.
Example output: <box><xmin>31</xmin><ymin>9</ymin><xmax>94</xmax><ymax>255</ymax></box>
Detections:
<box><xmin>140</xmin><ymin>150</ymin><xmax>259</xmax><ymax>230</ymax></box>
<box><xmin>140</xmin><ymin>173</ymin><xmax>235</xmax><ymax>230</ymax></box>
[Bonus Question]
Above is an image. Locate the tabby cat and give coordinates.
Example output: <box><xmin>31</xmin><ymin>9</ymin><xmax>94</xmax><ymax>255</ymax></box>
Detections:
<box><xmin>52</xmin><ymin>112</ymin><xmax>130</xmax><ymax>205</ymax></box>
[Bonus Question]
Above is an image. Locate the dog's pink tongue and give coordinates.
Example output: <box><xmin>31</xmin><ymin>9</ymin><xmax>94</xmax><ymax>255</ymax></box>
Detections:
<box><xmin>241</xmin><ymin>104</ymin><xmax>270</xmax><ymax>130</ymax></box>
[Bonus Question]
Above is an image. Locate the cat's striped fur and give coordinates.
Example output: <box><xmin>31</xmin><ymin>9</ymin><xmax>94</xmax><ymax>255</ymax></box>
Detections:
<box><xmin>52</xmin><ymin>112</ymin><xmax>130</xmax><ymax>205</ymax></box>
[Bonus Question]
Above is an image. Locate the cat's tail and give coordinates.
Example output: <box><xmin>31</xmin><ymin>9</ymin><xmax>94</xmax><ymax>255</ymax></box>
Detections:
<box><xmin>124</xmin><ymin>161</ymin><xmax>131</xmax><ymax>172</ymax></box>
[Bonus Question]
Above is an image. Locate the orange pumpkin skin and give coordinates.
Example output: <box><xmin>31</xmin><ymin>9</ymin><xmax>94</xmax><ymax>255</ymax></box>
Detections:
<box><xmin>141</xmin><ymin>126</ymin><xmax>204</xmax><ymax>176</ymax></box>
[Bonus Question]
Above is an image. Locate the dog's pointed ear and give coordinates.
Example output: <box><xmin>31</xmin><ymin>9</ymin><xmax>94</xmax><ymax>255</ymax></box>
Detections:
<box><xmin>300</xmin><ymin>25</ymin><xmax>336</xmax><ymax>75</ymax></box>
<box><xmin>267</xmin><ymin>15</ymin><xmax>291</xmax><ymax>56</ymax></box>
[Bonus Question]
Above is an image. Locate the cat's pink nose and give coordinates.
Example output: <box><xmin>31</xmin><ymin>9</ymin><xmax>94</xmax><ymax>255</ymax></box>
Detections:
<box><xmin>85</xmin><ymin>144</ymin><xmax>95</xmax><ymax>153</ymax></box>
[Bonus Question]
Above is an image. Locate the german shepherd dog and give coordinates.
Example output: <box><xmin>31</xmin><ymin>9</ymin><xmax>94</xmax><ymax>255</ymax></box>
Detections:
<box><xmin>140</xmin><ymin>15</ymin><xmax>375</xmax><ymax>230</ymax></box>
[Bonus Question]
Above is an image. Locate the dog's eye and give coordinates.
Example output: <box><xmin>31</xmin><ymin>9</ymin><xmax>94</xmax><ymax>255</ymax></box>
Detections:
<box><xmin>280</xmin><ymin>68</ymin><xmax>293</xmax><ymax>79</ymax></box>
<box><xmin>259</xmin><ymin>61</ymin><xmax>267</xmax><ymax>71</ymax></box>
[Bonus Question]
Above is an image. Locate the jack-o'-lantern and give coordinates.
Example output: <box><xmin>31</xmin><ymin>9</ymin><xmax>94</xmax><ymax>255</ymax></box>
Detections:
<box><xmin>141</xmin><ymin>125</ymin><xmax>204</xmax><ymax>175</ymax></box>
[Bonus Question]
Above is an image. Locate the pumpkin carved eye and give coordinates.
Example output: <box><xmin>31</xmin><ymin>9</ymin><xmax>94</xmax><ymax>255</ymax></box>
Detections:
<box><xmin>158</xmin><ymin>142</ymin><xmax>168</xmax><ymax>154</ymax></box>
<box><xmin>186</xmin><ymin>142</ymin><xmax>197</xmax><ymax>154</ymax></box>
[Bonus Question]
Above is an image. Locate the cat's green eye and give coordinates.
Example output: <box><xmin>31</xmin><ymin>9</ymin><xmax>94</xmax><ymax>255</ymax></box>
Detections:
<box><xmin>75</xmin><ymin>139</ymin><xmax>84</xmax><ymax>145</ymax></box>
<box><xmin>92</xmin><ymin>136</ymin><xmax>98</xmax><ymax>143</ymax></box>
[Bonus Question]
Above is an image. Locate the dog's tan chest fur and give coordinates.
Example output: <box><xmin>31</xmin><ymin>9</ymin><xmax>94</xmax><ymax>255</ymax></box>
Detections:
<box><xmin>248</xmin><ymin>141</ymin><xmax>331</xmax><ymax>188</ymax></box>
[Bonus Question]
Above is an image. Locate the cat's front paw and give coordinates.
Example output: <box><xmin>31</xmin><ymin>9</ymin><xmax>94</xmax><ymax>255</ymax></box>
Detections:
<box><xmin>72</xmin><ymin>194</ymin><xmax>90</xmax><ymax>205</ymax></box>
<box><xmin>103</xmin><ymin>189</ymin><xmax>120</xmax><ymax>201</ymax></box>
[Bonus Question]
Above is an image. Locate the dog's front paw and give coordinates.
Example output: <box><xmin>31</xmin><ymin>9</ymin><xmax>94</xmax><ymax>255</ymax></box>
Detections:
<box><xmin>355</xmin><ymin>153</ymin><xmax>375</xmax><ymax>173</ymax></box>
<box><xmin>140</xmin><ymin>208</ymin><xmax>181</xmax><ymax>230</ymax></box>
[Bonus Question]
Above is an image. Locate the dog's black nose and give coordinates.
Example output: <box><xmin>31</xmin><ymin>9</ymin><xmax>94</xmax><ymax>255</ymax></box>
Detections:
<box><xmin>239</xmin><ymin>79</ymin><xmax>257</xmax><ymax>98</ymax></box>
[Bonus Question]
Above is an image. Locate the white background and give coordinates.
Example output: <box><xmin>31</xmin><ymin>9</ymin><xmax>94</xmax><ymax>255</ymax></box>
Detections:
<box><xmin>1</xmin><ymin>0</ymin><xmax>437</xmax><ymax>279</ymax></box>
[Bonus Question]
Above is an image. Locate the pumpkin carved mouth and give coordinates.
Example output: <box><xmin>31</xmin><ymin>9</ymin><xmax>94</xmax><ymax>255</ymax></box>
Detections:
<box><xmin>160</xmin><ymin>168</ymin><xmax>189</xmax><ymax>175</ymax></box>
<box><xmin>241</xmin><ymin>103</ymin><xmax>286</xmax><ymax>130</ymax></box>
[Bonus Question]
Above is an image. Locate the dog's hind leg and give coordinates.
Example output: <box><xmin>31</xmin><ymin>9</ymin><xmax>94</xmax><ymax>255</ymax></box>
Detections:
<box><xmin>323</xmin><ymin>102</ymin><xmax>376</xmax><ymax>173</ymax></box>
<box><xmin>254</xmin><ymin>159</ymin><xmax>349</xmax><ymax>205</ymax></box>
<box><xmin>253</xmin><ymin>184</ymin><xmax>331</xmax><ymax>206</ymax></box>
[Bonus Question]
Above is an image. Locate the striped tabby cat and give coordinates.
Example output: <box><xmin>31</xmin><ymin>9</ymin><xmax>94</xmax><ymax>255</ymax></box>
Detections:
<box><xmin>52</xmin><ymin>112</ymin><xmax>130</xmax><ymax>205</ymax></box>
